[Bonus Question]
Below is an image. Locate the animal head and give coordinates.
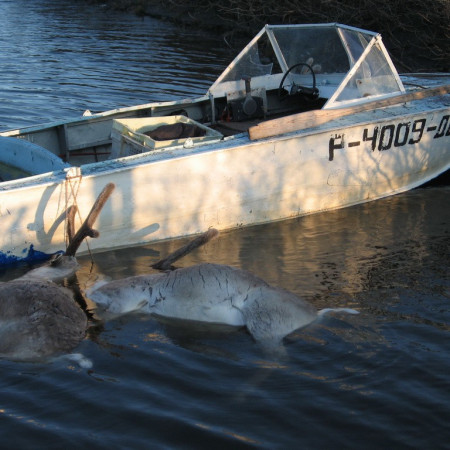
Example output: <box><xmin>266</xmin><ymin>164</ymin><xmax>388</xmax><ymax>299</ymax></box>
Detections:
<box><xmin>88</xmin><ymin>274</ymin><xmax>163</xmax><ymax>315</ymax></box>
<box><xmin>20</xmin><ymin>253</ymin><xmax>80</xmax><ymax>283</ymax></box>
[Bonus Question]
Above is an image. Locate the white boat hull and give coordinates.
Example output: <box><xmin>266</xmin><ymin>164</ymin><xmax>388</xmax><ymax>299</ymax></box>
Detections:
<box><xmin>1</xmin><ymin>101</ymin><xmax>448</xmax><ymax>264</ymax></box>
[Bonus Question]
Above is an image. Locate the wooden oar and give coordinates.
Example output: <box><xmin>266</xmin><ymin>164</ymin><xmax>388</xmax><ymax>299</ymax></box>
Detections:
<box><xmin>249</xmin><ymin>84</ymin><xmax>450</xmax><ymax>141</ymax></box>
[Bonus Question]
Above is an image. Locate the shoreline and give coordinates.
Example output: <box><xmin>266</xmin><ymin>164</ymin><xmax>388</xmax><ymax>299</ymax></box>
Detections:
<box><xmin>89</xmin><ymin>0</ymin><xmax>448</xmax><ymax>72</ymax></box>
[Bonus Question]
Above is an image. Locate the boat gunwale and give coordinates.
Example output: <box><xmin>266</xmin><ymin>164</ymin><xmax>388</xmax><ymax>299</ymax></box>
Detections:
<box><xmin>0</xmin><ymin>92</ymin><xmax>448</xmax><ymax>194</ymax></box>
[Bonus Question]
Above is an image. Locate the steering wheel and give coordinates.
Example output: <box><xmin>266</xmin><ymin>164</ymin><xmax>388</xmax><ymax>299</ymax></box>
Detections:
<box><xmin>278</xmin><ymin>62</ymin><xmax>319</xmax><ymax>100</ymax></box>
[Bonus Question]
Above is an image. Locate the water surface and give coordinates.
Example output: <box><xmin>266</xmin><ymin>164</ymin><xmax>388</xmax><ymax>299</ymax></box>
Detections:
<box><xmin>0</xmin><ymin>0</ymin><xmax>232</xmax><ymax>130</ymax></box>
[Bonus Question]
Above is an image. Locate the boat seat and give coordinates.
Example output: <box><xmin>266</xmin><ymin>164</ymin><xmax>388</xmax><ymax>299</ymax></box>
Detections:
<box><xmin>0</xmin><ymin>137</ymin><xmax>70</xmax><ymax>180</ymax></box>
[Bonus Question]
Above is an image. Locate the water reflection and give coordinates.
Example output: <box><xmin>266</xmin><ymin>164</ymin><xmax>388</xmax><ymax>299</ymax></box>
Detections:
<box><xmin>77</xmin><ymin>185</ymin><xmax>449</xmax><ymax>316</ymax></box>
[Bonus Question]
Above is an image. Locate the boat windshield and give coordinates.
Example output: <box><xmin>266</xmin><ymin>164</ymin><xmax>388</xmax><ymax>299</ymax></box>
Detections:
<box><xmin>209</xmin><ymin>23</ymin><xmax>404</xmax><ymax>107</ymax></box>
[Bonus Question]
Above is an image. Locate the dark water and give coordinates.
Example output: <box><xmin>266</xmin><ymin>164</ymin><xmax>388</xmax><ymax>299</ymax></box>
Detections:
<box><xmin>0</xmin><ymin>0</ymin><xmax>233</xmax><ymax>130</ymax></box>
<box><xmin>1</xmin><ymin>2</ymin><xmax>449</xmax><ymax>448</ymax></box>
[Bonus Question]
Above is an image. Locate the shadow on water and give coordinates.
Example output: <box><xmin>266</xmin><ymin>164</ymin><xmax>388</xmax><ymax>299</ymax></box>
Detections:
<box><xmin>422</xmin><ymin>167</ymin><xmax>450</xmax><ymax>186</ymax></box>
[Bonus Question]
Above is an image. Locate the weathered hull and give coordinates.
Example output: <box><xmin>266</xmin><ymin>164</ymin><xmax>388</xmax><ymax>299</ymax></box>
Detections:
<box><xmin>1</xmin><ymin>97</ymin><xmax>448</xmax><ymax>265</ymax></box>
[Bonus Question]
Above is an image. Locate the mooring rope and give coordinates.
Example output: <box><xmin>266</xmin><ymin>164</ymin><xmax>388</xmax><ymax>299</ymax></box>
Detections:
<box><xmin>64</xmin><ymin>167</ymin><xmax>93</xmax><ymax>260</ymax></box>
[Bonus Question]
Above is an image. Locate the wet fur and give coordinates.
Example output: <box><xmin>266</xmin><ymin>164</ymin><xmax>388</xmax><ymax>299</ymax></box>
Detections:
<box><xmin>90</xmin><ymin>263</ymin><xmax>318</xmax><ymax>343</ymax></box>
<box><xmin>0</xmin><ymin>279</ymin><xmax>87</xmax><ymax>361</ymax></box>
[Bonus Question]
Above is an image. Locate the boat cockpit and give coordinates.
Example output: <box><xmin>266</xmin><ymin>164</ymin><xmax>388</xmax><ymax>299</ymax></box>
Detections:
<box><xmin>207</xmin><ymin>23</ymin><xmax>405</xmax><ymax>135</ymax></box>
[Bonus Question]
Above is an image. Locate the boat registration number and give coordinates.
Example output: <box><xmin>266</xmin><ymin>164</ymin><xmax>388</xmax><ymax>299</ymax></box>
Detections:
<box><xmin>328</xmin><ymin>114</ymin><xmax>450</xmax><ymax>161</ymax></box>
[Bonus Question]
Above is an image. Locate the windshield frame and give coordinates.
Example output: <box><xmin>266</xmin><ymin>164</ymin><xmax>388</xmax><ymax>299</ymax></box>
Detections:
<box><xmin>208</xmin><ymin>23</ymin><xmax>404</xmax><ymax>108</ymax></box>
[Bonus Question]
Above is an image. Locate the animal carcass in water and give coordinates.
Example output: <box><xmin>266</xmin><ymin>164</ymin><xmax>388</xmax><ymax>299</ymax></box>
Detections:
<box><xmin>0</xmin><ymin>279</ymin><xmax>87</xmax><ymax>361</ymax></box>
<box><xmin>0</xmin><ymin>183</ymin><xmax>115</xmax><ymax>362</ymax></box>
<box><xmin>89</xmin><ymin>263</ymin><xmax>322</xmax><ymax>344</ymax></box>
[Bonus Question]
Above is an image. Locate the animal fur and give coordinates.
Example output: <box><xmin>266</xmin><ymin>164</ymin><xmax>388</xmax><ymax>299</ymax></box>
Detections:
<box><xmin>89</xmin><ymin>263</ymin><xmax>319</xmax><ymax>343</ymax></box>
<box><xmin>0</xmin><ymin>279</ymin><xmax>87</xmax><ymax>361</ymax></box>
